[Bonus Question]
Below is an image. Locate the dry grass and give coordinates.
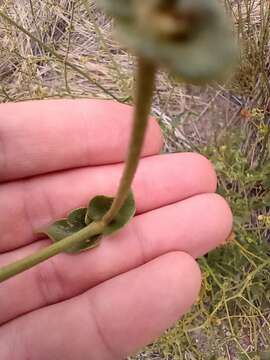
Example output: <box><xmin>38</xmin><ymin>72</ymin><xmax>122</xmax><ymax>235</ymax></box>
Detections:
<box><xmin>0</xmin><ymin>0</ymin><xmax>269</xmax><ymax>359</ymax></box>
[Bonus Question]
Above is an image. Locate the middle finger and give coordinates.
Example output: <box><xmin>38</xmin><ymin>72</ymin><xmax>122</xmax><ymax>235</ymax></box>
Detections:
<box><xmin>0</xmin><ymin>153</ymin><xmax>216</xmax><ymax>252</ymax></box>
<box><xmin>0</xmin><ymin>192</ymin><xmax>232</xmax><ymax>325</ymax></box>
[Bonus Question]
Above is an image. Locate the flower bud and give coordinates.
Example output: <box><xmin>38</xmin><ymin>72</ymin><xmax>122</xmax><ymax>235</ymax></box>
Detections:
<box><xmin>97</xmin><ymin>0</ymin><xmax>238</xmax><ymax>83</ymax></box>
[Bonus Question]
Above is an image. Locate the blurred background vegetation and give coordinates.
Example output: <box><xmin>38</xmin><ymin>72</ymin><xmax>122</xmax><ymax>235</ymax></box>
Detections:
<box><xmin>0</xmin><ymin>0</ymin><xmax>269</xmax><ymax>359</ymax></box>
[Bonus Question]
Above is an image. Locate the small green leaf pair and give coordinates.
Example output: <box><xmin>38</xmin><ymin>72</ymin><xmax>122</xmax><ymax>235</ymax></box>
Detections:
<box><xmin>40</xmin><ymin>192</ymin><xmax>136</xmax><ymax>254</ymax></box>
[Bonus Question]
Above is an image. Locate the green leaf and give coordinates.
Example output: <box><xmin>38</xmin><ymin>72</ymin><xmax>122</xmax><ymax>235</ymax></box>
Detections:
<box><xmin>67</xmin><ymin>207</ymin><xmax>88</xmax><ymax>227</ymax></box>
<box><xmin>39</xmin><ymin>192</ymin><xmax>136</xmax><ymax>253</ymax></box>
<box><xmin>40</xmin><ymin>211</ymin><xmax>101</xmax><ymax>254</ymax></box>
<box><xmin>86</xmin><ymin>191</ymin><xmax>136</xmax><ymax>235</ymax></box>
<box><xmin>85</xmin><ymin>197</ymin><xmax>113</xmax><ymax>224</ymax></box>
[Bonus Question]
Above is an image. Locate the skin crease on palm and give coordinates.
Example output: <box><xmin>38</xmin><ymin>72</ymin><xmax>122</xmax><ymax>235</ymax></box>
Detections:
<box><xmin>0</xmin><ymin>99</ymin><xmax>233</xmax><ymax>360</ymax></box>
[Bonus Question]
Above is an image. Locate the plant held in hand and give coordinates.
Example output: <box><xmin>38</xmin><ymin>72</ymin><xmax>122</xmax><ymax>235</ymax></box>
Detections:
<box><xmin>0</xmin><ymin>0</ymin><xmax>237</xmax><ymax>283</ymax></box>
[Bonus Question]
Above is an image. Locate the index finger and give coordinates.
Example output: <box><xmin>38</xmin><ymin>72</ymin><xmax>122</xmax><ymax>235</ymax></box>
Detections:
<box><xmin>0</xmin><ymin>99</ymin><xmax>163</xmax><ymax>182</ymax></box>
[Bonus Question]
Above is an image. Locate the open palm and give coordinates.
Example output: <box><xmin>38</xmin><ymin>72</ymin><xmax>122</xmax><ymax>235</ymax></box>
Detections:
<box><xmin>0</xmin><ymin>99</ymin><xmax>232</xmax><ymax>359</ymax></box>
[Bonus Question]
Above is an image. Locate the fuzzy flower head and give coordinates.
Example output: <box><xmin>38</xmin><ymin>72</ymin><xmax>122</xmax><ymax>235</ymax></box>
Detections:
<box><xmin>96</xmin><ymin>0</ymin><xmax>238</xmax><ymax>83</ymax></box>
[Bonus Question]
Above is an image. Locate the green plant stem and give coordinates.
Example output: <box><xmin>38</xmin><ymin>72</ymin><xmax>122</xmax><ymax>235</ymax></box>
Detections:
<box><xmin>0</xmin><ymin>221</ymin><xmax>104</xmax><ymax>282</ymax></box>
<box><xmin>102</xmin><ymin>58</ymin><xmax>156</xmax><ymax>224</ymax></box>
<box><xmin>0</xmin><ymin>57</ymin><xmax>156</xmax><ymax>283</ymax></box>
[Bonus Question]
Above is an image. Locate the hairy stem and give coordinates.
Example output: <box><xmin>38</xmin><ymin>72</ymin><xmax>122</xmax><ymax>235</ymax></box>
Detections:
<box><xmin>0</xmin><ymin>58</ymin><xmax>156</xmax><ymax>283</ymax></box>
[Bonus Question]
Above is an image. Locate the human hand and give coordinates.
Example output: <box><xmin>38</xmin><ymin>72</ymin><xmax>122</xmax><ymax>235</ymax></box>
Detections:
<box><xmin>0</xmin><ymin>99</ymin><xmax>232</xmax><ymax>360</ymax></box>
